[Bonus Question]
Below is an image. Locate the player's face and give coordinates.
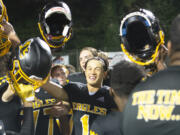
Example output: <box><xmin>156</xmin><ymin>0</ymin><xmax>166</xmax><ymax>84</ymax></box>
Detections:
<box><xmin>85</xmin><ymin>59</ymin><xmax>104</xmax><ymax>87</ymax></box>
<box><xmin>52</xmin><ymin>68</ymin><xmax>67</xmax><ymax>86</ymax></box>
<box><xmin>79</xmin><ymin>50</ymin><xmax>94</xmax><ymax>71</ymax></box>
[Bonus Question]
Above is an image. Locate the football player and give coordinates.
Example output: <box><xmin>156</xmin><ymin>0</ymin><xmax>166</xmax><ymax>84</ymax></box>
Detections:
<box><xmin>122</xmin><ymin>14</ymin><xmax>180</xmax><ymax>135</ymax></box>
<box><xmin>0</xmin><ymin>37</ymin><xmax>52</xmax><ymax>135</ymax></box>
<box><xmin>119</xmin><ymin>9</ymin><xmax>167</xmax><ymax>76</ymax></box>
<box><xmin>68</xmin><ymin>47</ymin><xmax>98</xmax><ymax>83</ymax></box>
<box><xmin>40</xmin><ymin>56</ymin><xmax>117</xmax><ymax>135</ymax></box>
<box><xmin>36</xmin><ymin>1</ymin><xmax>73</xmax><ymax>135</ymax></box>
<box><xmin>90</xmin><ymin>60</ymin><xmax>145</xmax><ymax>135</ymax></box>
<box><xmin>0</xmin><ymin>0</ymin><xmax>20</xmax><ymax>76</ymax></box>
<box><xmin>50</xmin><ymin>64</ymin><xmax>71</xmax><ymax>135</ymax></box>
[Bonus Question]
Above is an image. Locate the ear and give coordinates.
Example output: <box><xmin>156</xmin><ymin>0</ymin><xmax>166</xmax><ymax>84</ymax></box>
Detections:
<box><xmin>167</xmin><ymin>41</ymin><xmax>172</xmax><ymax>57</ymax></box>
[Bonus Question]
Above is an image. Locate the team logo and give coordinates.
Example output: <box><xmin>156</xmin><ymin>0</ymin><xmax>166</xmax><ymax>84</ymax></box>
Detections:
<box><xmin>19</xmin><ymin>40</ymin><xmax>31</xmax><ymax>59</ymax></box>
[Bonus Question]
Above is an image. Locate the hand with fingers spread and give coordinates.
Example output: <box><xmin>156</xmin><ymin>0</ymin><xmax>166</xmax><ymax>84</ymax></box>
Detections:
<box><xmin>50</xmin><ymin>101</ymin><xmax>70</xmax><ymax>117</ymax></box>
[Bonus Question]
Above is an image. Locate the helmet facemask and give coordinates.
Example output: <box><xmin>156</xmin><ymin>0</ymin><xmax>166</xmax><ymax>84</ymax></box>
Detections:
<box><xmin>8</xmin><ymin>60</ymin><xmax>49</xmax><ymax>101</ymax></box>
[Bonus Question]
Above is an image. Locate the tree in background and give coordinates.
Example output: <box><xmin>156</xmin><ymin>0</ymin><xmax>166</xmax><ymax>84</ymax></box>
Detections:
<box><xmin>4</xmin><ymin>0</ymin><xmax>180</xmax><ymax>51</ymax></box>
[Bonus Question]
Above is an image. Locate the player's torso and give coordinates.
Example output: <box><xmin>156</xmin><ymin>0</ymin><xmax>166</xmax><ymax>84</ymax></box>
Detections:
<box><xmin>33</xmin><ymin>88</ymin><xmax>62</xmax><ymax>135</ymax></box>
<box><xmin>123</xmin><ymin>67</ymin><xmax>180</xmax><ymax>135</ymax></box>
<box><xmin>70</xmin><ymin>86</ymin><xmax>114</xmax><ymax>135</ymax></box>
<box><xmin>90</xmin><ymin>112</ymin><xmax>123</xmax><ymax>135</ymax></box>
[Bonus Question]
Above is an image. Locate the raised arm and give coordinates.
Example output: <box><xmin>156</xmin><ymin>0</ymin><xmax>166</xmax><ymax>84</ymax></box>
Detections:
<box><xmin>42</xmin><ymin>80</ymin><xmax>69</xmax><ymax>101</ymax></box>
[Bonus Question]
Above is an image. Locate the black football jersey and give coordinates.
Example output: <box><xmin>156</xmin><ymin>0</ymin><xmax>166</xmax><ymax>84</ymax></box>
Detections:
<box><xmin>68</xmin><ymin>72</ymin><xmax>87</xmax><ymax>84</ymax></box>
<box><xmin>0</xmin><ymin>76</ymin><xmax>22</xmax><ymax>132</ymax></box>
<box><xmin>63</xmin><ymin>82</ymin><xmax>116</xmax><ymax>135</ymax></box>
<box><xmin>90</xmin><ymin>112</ymin><xmax>123</xmax><ymax>135</ymax></box>
<box><xmin>123</xmin><ymin>66</ymin><xmax>180</xmax><ymax>135</ymax></box>
<box><xmin>33</xmin><ymin>88</ymin><xmax>62</xmax><ymax>135</ymax></box>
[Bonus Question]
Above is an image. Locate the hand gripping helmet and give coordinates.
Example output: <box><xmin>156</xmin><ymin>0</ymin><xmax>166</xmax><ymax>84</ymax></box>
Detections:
<box><xmin>7</xmin><ymin>37</ymin><xmax>52</xmax><ymax>101</ymax></box>
<box><xmin>0</xmin><ymin>0</ymin><xmax>11</xmax><ymax>57</ymax></box>
<box><xmin>119</xmin><ymin>9</ymin><xmax>165</xmax><ymax>66</ymax></box>
<box><xmin>38</xmin><ymin>0</ymin><xmax>72</xmax><ymax>49</ymax></box>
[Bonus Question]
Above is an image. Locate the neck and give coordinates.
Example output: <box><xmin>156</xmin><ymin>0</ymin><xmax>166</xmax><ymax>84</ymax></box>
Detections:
<box><xmin>87</xmin><ymin>84</ymin><xmax>101</xmax><ymax>93</ymax></box>
<box><xmin>169</xmin><ymin>52</ymin><xmax>180</xmax><ymax>66</ymax></box>
<box><xmin>114</xmin><ymin>96</ymin><xmax>128</xmax><ymax>112</ymax></box>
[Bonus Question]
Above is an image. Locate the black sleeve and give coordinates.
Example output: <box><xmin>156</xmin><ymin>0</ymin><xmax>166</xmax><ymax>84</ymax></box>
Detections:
<box><xmin>17</xmin><ymin>107</ymin><xmax>34</xmax><ymax>135</ymax></box>
<box><xmin>6</xmin><ymin>107</ymin><xmax>34</xmax><ymax>135</ymax></box>
<box><xmin>63</xmin><ymin>82</ymin><xmax>83</xmax><ymax>98</ymax></box>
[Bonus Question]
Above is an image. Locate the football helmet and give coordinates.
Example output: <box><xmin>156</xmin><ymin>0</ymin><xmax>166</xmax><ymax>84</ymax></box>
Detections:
<box><xmin>7</xmin><ymin>37</ymin><xmax>52</xmax><ymax>101</ymax></box>
<box><xmin>0</xmin><ymin>0</ymin><xmax>11</xmax><ymax>57</ymax></box>
<box><xmin>38</xmin><ymin>0</ymin><xmax>72</xmax><ymax>49</ymax></box>
<box><xmin>119</xmin><ymin>9</ymin><xmax>165</xmax><ymax>66</ymax></box>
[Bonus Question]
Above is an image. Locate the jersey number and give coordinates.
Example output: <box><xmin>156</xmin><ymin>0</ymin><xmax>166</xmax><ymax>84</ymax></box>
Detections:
<box><xmin>80</xmin><ymin>114</ymin><xmax>90</xmax><ymax>135</ymax></box>
<box><xmin>33</xmin><ymin>108</ymin><xmax>60</xmax><ymax>135</ymax></box>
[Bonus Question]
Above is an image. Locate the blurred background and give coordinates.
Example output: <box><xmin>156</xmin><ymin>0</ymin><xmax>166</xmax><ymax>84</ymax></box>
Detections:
<box><xmin>4</xmin><ymin>0</ymin><xmax>180</xmax><ymax>70</ymax></box>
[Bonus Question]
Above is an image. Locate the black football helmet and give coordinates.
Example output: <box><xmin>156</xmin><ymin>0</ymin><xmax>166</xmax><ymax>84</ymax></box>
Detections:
<box><xmin>38</xmin><ymin>0</ymin><xmax>72</xmax><ymax>49</ymax></box>
<box><xmin>0</xmin><ymin>0</ymin><xmax>11</xmax><ymax>57</ymax></box>
<box><xmin>7</xmin><ymin>37</ymin><xmax>52</xmax><ymax>100</ymax></box>
<box><xmin>119</xmin><ymin>9</ymin><xmax>165</xmax><ymax>66</ymax></box>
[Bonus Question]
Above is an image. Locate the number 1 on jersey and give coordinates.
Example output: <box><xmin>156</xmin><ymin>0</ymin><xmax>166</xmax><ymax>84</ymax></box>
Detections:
<box><xmin>80</xmin><ymin>114</ymin><xmax>89</xmax><ymax>135</ymax></box>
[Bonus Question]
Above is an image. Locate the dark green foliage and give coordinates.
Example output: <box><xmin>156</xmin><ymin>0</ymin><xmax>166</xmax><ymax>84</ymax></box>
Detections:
<box><xmin>4</xmin><ymin>0</ymin><xmax>180</xmax><ymax>50</ymax></box>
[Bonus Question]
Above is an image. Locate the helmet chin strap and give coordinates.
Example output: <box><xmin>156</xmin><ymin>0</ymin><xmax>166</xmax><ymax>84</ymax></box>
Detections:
<box><xmin>121</xmin><ymin>30</ymin><xmax>165</xmax><ymax>66</ymax></box>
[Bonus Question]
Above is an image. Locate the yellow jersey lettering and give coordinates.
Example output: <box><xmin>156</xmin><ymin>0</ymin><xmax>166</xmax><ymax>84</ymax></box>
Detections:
<box><xmin>100</xmin><ymin>108</ymin><xmax>107</xmax><ymax>115</ymax></box>
<box><xmin>33</xmin><ymin>100</ymin><xmax>43</xmax><ymax>109</ymax></box>
<box><xmin>159</xmin><ymin>105</ymin><xmax>174</xmax><ymax>120</ymax></box>
<box><xmin>137</xmin><ymin>105</ymin><xmax>175</xmax><ymax>122</ymax></box>
<box><xmin>170</xmin><ymin>90</ymin><xmax>180</xmax><ymax>105</ymax></box>
<box><xmin>82</xmin><ymin>104</ymin><xmax>88</xmax><ymax>112</ymax></box>
<box><xmin>135</xmin><ymin>90</ymin><xmax>178</xmax><ymax>122</ymax></box>
<box><xmin>72</xmin><ymin>102</ymin><xmax>107</xmax><ymax>116</ymax></box>
<box><xmin>157</xmin><ymin>90</ymin><xmax>180</xmax><ymax>105</ymax></box>
<box><xmin>132</xmin><ymin>90</ymin><xmax>155</xmax><ymax>105</ymax></box>
<box><xmin>137</xmin><ymin>105</ymin><xmax>149</xmax><ymax>122</ymax></box>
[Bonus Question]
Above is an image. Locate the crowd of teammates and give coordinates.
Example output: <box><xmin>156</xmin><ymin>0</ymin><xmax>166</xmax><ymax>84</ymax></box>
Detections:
<box><xmin>0</xmin><ymin>0</ymin><xmax>180</xmax><ymax>135</ymax></box>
